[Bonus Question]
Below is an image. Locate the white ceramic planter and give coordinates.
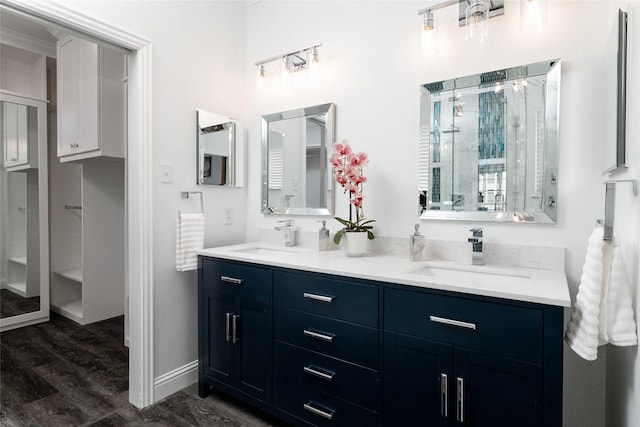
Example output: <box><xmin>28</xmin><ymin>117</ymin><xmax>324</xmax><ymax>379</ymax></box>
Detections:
<box><xmin>342</xmin><ymin>231</ymin><xmax>369</xmax><ymax>257</ymax></box>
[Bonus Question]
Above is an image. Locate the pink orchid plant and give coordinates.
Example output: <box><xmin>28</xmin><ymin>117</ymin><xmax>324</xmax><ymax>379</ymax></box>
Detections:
<box><xmin>330</xmin><ymin>139</ymin><xmax>375</xmax><ymax>244</ymax></box>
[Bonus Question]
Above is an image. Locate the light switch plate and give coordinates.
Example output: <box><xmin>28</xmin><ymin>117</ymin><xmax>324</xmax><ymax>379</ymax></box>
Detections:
<box><xmin>159</xmin><ymin>163</ymin><xmax>173</xmax><ymax>183</ymax></box>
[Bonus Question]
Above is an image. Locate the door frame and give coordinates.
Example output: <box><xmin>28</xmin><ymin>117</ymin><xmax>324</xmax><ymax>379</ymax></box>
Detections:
<box><xmin>1</xmin><ymin>0</ymin><xmax>154</xmax><ymax>408</ymax></box>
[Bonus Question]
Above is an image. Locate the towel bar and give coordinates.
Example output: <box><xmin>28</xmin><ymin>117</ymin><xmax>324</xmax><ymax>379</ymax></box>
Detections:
<box><xmin>602</xmin><ymin>178</ymin><xmax>637</xmax><ymax>241</ymax></box>
<box><xmin>180</xmin><ymin>191</ymin><xmax>204</xmax><ymax>214</ymax></box>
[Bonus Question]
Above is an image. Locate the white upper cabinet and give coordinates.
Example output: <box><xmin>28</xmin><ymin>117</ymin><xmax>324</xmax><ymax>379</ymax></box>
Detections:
<box><xmin>56</xmin><ymin>35</ymin><xmax>126</xmax><ymax>162</ymax></box>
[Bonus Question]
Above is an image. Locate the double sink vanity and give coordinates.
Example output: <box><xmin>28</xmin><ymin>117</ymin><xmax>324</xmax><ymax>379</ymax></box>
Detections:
<box><xmin>196</xmin><ymin>241</ymin><xmax>570</xmax><ymax>426</ymax></box>
<box><xmin>194</xmin><ymin>57</ymin><xmax>569</xmax><ymax>426</ymax></box>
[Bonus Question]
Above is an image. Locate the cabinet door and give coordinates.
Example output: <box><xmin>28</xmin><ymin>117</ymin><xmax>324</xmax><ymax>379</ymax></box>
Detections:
<box><xmin>235</xmin><ymin>299</ymin><xmax>272</xmax><ymax>402</ymax></box>
<box><xmin>58</xmin><ymin>36</ymin><xmax>99</xmax><ymax>157</ymax></box>
<box><xmin>384</xmin><ymin>332</ymin><xmax>453</xmax><ymax>426</ymax></box>
<box><xmin>201</xmin><ymin>290</ymin><xmax>235</xmax><ymax>385</ymax></box>
<box><xmin>454</xmin><ymin>348</ymin><xmax>543</xmax><ymax>427</ymax></box>
<box><xmin>3</xmin><ymin>102</ymin><xmax>29</xmax><ymax>167</ymax></box>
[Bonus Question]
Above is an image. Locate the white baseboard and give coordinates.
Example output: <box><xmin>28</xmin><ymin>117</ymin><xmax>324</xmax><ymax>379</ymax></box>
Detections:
<box><xmin>153</xmin><ymin>360</ymin><xmax>198</xmax><ymax>403</ymax></box>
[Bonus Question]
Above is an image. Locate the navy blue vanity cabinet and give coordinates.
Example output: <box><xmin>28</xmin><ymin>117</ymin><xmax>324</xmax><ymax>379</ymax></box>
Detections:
<box><xmin>272</xmin><ymin>270</ymin><xmax>382</xmax><ymax>426</ymax></box>
<box><xmin>383</xmin><ymin>287</ymin><xmax>563</xmax><ymax>427</ymax></box>
<box><xmin>198</xmin><ymin>257</ymin><xmax>273</xmax><ymax>406</ymax></box>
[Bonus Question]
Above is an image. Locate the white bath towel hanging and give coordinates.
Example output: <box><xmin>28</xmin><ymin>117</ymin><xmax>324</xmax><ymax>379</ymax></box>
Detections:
<box><xmin>176</xmin><ymin>212</ymin><xmax>205</xmax><ymax>272</ymax></box>
<box><xmin>565</xmin><ymin>227</ymin><xmax>638</xmax><ymax>361</ymax></box>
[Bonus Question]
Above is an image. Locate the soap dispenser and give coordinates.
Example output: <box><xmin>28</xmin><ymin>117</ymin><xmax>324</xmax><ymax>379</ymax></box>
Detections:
<box><xmin>318</xmin><ymin>220</ymin><xmax>330</xmax><ymax>251</ymax></box>
<box><xmin>410</xmin><ymin>223</ymin><xmax>426</xmax><ymax>262</ymax></box>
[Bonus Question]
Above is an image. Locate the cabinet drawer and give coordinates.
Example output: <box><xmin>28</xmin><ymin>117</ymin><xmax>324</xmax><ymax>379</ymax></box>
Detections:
<box><xmin>274</xmin><ymin>341</ymin><xmax>379</xmax><ymax>411</ymax></box>
<box><xmin>384</xmin><ymin>288</ymin><xmax>543</xmax><ymax>363</ymax></box>
<box><xmin>274</xmin><ymin>270</ymin><xmax>378</xmax><ymax>327</ymax></box>
<box><xmin>200</xmin><ymin>258</ymin><xmax>271</xmax><ymax>303</ymax></box>
<box><xmin>275</xmin><ymin>378</ymin><xmax>379</xmax><ymax>427</ymax></box>
<box><xmin>275</xmin><ymin>308</ymin><xmax>378</xmax><ymax>370</ymax></box>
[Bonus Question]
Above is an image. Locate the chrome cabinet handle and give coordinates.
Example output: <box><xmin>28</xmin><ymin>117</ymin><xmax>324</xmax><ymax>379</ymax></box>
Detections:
<box><xmin>457</xmin><ymin>377</ymin><xmax>464</xmax><ymax>423</ymax></box>
<box><xmin>232</xmin><ymin>314</ymin><xmax>240</xmax><ymax>343</ymax></box>
<box><xmin>221</xmin><ymin>276</ymin><xmax>244</xmax><ymax>285</ymax></box>
<box><xmin>430</xmin><ymin>315</ymin><xmax>477</xmax><ymax>331</ymax></box>
<box><xmin>303</xmin><ymin>402</ymin><xmax>334</xmax><ymax>420</ymax></box>
<box><xmin>225</xmin><ymin>312</ymin><xmax>232</xmax><ymax>342</ymax></box>
<box><xmin>304</xmin><ymin>365</ymin><xmax>335</xmax><ymax>382</ymax></box>
<box><xmin>441</xmin><ymin>373</ymin><xmax>448</xmax><ymax>418</ymax></box>
<box><xmin>303</xmin><ymin>329</ymin><xmax>334</xmax><ymax>343</ymax></box>
<box><xmin>303</xmin><ymin>292</ymin><xmax>335</xmax><ymax>303</ymax></box>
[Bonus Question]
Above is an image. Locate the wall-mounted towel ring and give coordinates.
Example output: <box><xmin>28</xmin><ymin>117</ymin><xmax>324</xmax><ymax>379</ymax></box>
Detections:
<box><xmin>180</xmin><ymin>191</ymin><xmax>204</xmax><ymax>216</ymax></box>
<box><xmin>602</xmin><ymin>178</ymin><xmax>637</xmax><ymax>241</ymax></box>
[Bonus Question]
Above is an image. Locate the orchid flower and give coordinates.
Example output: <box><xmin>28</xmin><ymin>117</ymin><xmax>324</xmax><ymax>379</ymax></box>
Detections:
<box><xmin>330</xmin><ymin>140</ymin><xmax>375</xmax><ymax>244</ymax></box>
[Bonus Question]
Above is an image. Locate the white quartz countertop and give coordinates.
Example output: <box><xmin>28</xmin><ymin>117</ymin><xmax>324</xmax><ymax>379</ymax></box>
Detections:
<box><xmin>196</xmin><ymin>243</ymin><xmax>571</xmax><ymax>307</ymax></box>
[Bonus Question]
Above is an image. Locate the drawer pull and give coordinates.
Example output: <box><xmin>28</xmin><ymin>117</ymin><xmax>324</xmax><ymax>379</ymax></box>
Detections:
<box><xmin>303</xmin><ymin>292</ymin><xmax>335</xmax><ymax>303</ymax></box>
<box><xmin>429</xmin><ymin>315</ymin><xmax>477</xmax><ymax>331</ymax></box>
<box><xmin>457</xmin><ymin>377</ymin><xmax>465</xmax><ymax>423</ymax></box>
<box><xmin>225</xmin><ymin>312</ymin><xmax>232</xmax><ymax>342</ymax></box>
<box><xmin>304</xmin><ymin>365</ymin><xmax>335</xmax><ymax>382</ymax></box>
<box><xmin>232</xmin><ymin>314</ymin><xmax>240</xmax><ymax>343</ymax></box>
<box><xmin>441</xmin><ymin>373</ymin><xmax>448</xmax><ymax>418</ymax></box>
<box><xmin>220</xmin><ymin>276</ymin><xmax>244</xmax><ymax>285</ymax></box>
<box><xmin>303</xmin><ymin>401</ymin><xmax>335</xmax><ymax>420</ymax></box>
<box><xmin>303</xmin><ymin>329</ymin><xmax>335</xmax><ymax>343</ymax></box>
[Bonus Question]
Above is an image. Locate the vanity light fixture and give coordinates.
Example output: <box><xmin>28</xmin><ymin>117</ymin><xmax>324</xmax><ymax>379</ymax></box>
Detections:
<box><xmin>465</xmin><ymin>0</ymin><xmax>490</xmax><ymax>43</ymax></box>
<box><xmin>418</xmin><ymin>0</ymin><xmax>504</xmax><ymax>44</ymax></box>
<box><xmin>255</xmin><ymin>43</ymin><xmax>322</xmax><ymax>79</ymax></box>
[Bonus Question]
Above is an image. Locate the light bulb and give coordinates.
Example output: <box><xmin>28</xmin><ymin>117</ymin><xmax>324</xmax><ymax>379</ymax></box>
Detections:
<box><xmin>465</xmin><ymin>0</ymin><xmax>489</xmax><ymax>44</ymax></box>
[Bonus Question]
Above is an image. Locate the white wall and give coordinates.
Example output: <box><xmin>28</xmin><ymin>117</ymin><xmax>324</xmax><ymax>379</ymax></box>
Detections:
<box><xmin>245</xmin><ymin>1</ymin><xmax>633</xmax><ymax>426</ymax></box>
<box><xmin>606</xmin><ymin>2</ymin><xmax>640</xmax><ymax>426</ymax></box>
<box><xmin>56</xmin><ymin>0</ymin><xmax>247</xmax><ymax>381</ymax></box>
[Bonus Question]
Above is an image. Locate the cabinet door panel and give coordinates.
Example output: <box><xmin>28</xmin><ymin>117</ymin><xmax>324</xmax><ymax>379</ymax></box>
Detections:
<box><xmin>384</xmin><ymin>288</ymin><xmax>543</xmax><ymax>363</ymax></box>
<box><xmin>274</xmin><ymin>270</ymin><xmax>378</xmax><ymax>327</ymax></box>
<box><xmin>275</xmin><ymin>307</ymin><xmax>378</xmax><ymax>369</ymax></box>
<box><xmin>274</xmin><ymin>340</ymin><xmax>380</xmax><ymax>411</ymax></box>
<box><xmin>236</xmin><ymin>299</ymin><xmax>272</xmax><ymax>402</ymax></box>
<box><xmin>455</xmin><ymin>348</ymin><xmax>542</xmax><ymax>427</ymax></box>
<box><xmin>383</xmin><ymin>332</ymin><xmax>452</xmax><ymax>426</ymax></box>
<box><xmin>202</xmin><ymin>258</ymin><xmax>272</xmax><ymax>303</ymax></box>
<box><xmin>202</xmin><ymin>291</ymin><xmax>234</xmax><ymax>383</ymax></box>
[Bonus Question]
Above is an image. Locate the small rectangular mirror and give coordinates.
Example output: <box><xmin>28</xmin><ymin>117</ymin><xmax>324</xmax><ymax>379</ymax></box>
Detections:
<box><xmin>196</xmin><ymin>110</ymin><xmax>243</xmax><ymax>187</ymax></box>
<box><xmin>261</xmin><ymin>103</ymin><xmax>335</xmax><ymax>215</ymax></box>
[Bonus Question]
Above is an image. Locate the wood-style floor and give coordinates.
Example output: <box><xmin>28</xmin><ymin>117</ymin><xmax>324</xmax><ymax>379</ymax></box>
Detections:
<box><xmin>0</xmin><ymin>313</ymin><xmax>285</xmax><ymax>426</ymax></box>
<box><xmin>1</xmin><ymin>289</ymin><xmax>41</xmax><ymax>318</ymax></box>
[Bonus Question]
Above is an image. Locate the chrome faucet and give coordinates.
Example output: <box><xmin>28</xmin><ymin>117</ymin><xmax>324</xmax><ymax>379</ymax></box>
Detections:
<box><xmin>467</xmin><ymin>227</ymin><xmax>484</xmax><ymax>265</ymax></box>
<box><xmin>274</xmin><ymin>220</ymin><xmax>296</xmax><ymax>247</ymax></box>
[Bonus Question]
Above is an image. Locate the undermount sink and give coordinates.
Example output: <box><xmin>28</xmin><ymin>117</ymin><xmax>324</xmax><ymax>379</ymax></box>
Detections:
<box><xmin>229</xmin><ymin>245</ymin><xmax>303</xmax><ymax>257</ymax></box>
<box><xmin>409</xmin><ymin>262</ymin><xmax>533</xmax><ymax>286</ymax></box>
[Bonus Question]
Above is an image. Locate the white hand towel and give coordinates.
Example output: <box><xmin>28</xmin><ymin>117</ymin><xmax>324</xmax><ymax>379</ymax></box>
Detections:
<box><xmin>176</xmin><ymin>212</ymin><xmax>204</xmax><ymax>272</ymax></box>
<box><xmin>601</xmin><ymin>244</ymin><xmax>638</xmax><ymax>346</ymax></box>
<box><xmin>565</xmin><ymin>227</ymin><xmax>638</xmax><ymax>361</ymax></box>
<box><xmin>565</xmin><ymin>227</ymin><xmax>606</xmax><ymax>361</ymax></box>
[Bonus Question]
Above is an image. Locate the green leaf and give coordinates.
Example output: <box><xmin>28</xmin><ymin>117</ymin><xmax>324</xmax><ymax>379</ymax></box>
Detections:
<box><xmin>334</xmin><ymin>229</ymin><xmax>345</xmax><ymax>244</ymax></box>
<box><xmin>334</xmin><ymin>217</ymin><xmax>351</xmax><ymax>228</ymax></box>
<box><xmin>367</xmin><ymin>230</ymin><xmax>375</xmax><ymax>240</ymax></box>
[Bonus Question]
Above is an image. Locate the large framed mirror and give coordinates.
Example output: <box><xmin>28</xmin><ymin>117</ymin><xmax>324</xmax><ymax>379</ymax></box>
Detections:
<box><xmin>196</xmin><ymin>109</ymin><xmax>243</xmax><ymax>187</ymax></box>
<box><xmin>419</xmin><ymin>59</ymin><xmax>561</xmax><ymax>223</ymax></box>
<box><xmin>261</xmin><ymin>103</ymin><xmax>336</xmax><ymax>215</ymax></box>
<box><xmin>1</xmin><ymin>91</ymin><xmax>49</xmax><ymax>331</ymax></box>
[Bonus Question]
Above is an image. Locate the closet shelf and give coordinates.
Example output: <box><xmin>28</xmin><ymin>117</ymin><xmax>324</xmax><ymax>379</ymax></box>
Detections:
<box><xmin>6</xmin><ymin>282</ymin><xmax>27</xmax><ymax>296</ymax></box>
<box><xmin>54</xmin><ymin>269</ymin><xmax>83</xmax><ymax>283</ymax></box>
<box><xmin>51</xmin><ymin>299</ymin><xmax>83</xmax><ymax>322</ymax></box>
<box><xmin>8</xmin><ymin>257</ymin><xmax>27</xmax><ymax>265</ymax></box>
